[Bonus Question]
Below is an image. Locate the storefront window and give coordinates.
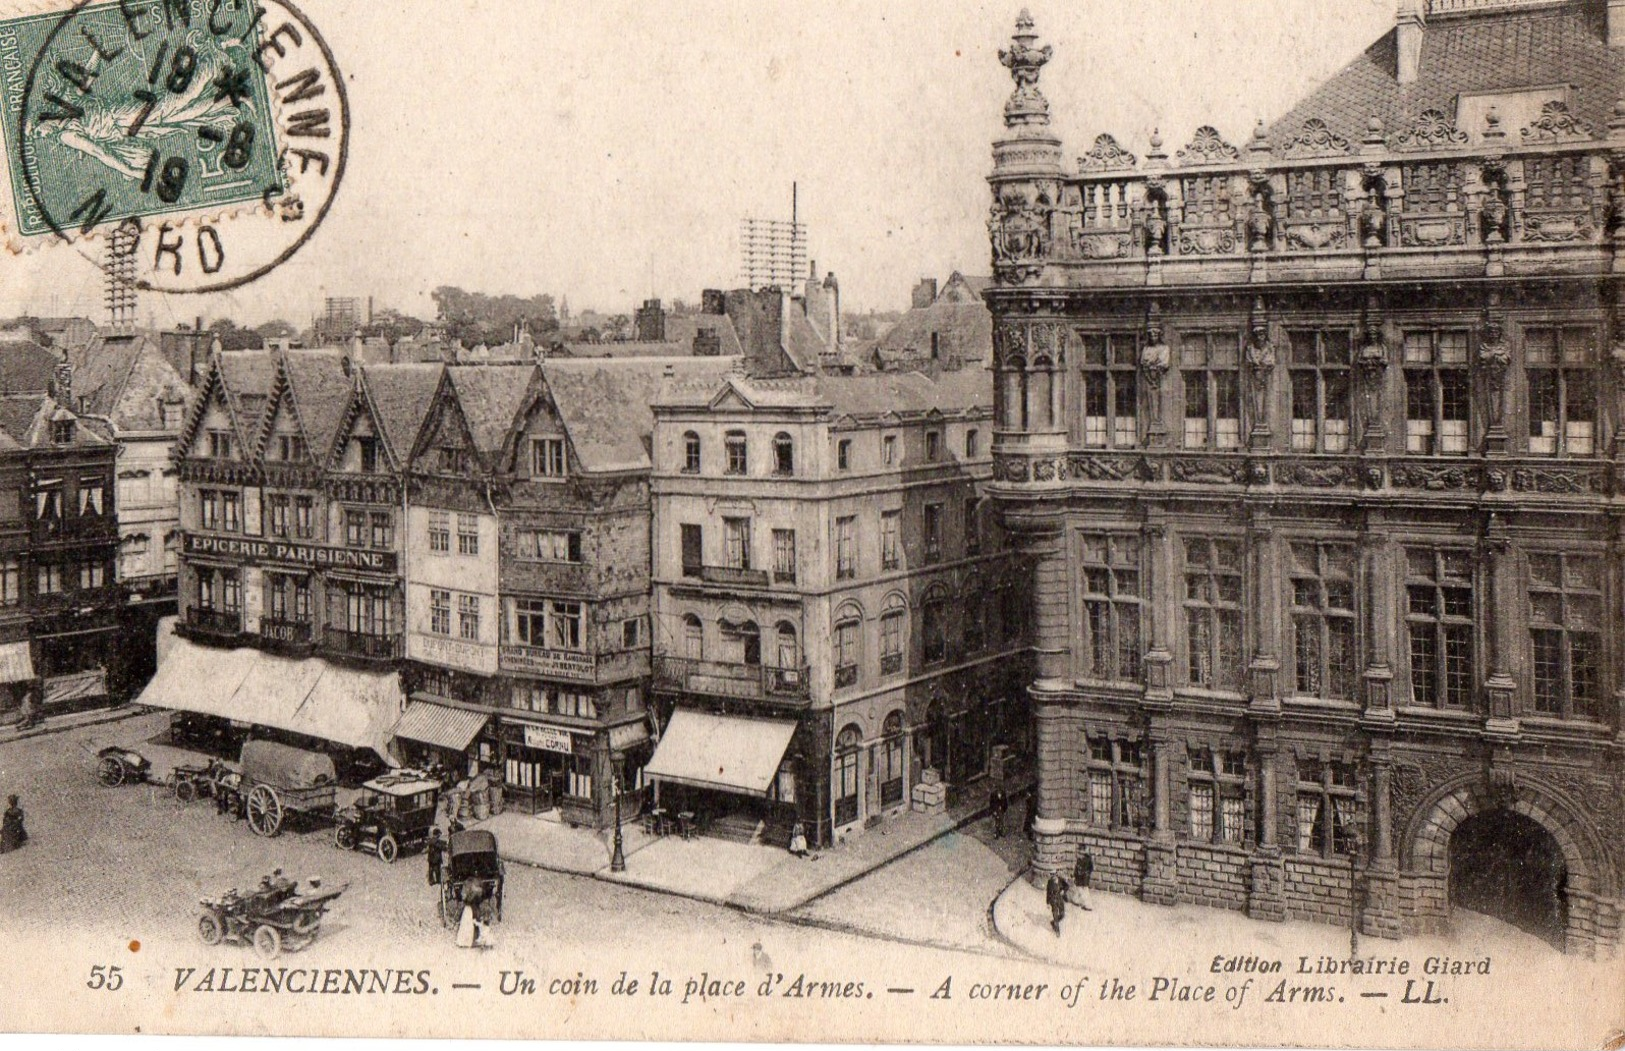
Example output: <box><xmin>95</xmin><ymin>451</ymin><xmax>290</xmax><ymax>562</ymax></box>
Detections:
<box><xmin>880</xmin><ymin>711</ymin><xmax>906</xmax><ymax>807</ymax></box>
<box><xmin>834</xmin><ymin>725</ymin><xmax>861</xmax><ymax>826</ymax></box>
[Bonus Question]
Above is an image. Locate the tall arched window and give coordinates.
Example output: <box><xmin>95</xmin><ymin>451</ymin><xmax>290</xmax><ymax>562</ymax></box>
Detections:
<box><xmin>879</xmin><ymin>593</ymin><xmax>907</xmax><ymax>676</ymax></box>
<box><xmin>834</xmin><ymin>605</ymin><xmax>863</xmax><ymax>688</ymax></box>
<box><xmin>834</xmin><ymin>724</ymin><xmax>863</xmax><ymax>826</ymax></box>
<box><xmin>775</xmin><ymin>621</ymin><xmax>799</xmax><ymax>668</ymax></box>
<box><xmin>880</xmin><ymin>711</ymin><xmax>906</xmax><ymax>806</ymax></box>
<box><xmin>772</xmin><ymin>432</ymin><xmax>794</xmax><ymax>476</ymax></box>
<box><xmin>682</xmin><ymin>613</ymin><xmax>703</xmax><ymax>659</ymax></box>
<box><xmin>682</xmin><ymin>431</ymin><xmax>701</xmax><ymax>474</ymax></box>
<box><xmin>962</xmin><ymin>573</ymin><xmax>986</xmax><ymax>653</ymax></box>
<box><xmin>922</xmin><ymin>585</ymin><xmax>950</xmax><ymax>664</ymax></box>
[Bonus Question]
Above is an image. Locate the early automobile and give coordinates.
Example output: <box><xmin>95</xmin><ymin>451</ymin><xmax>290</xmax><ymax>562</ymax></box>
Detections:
<box><xmin>197</xmin><ymin>870</ymin><xmax>348</xmax><ymax>959</ymax></box>
<box><xmin>237</xmin><ymin>740</ymin><xmax>338</xmax><ymax>837</ymax></box>
<box><xmin>440</xmin><ymin>829</ymin><xmax>505</xmax><ymax>927</ymax></box>
<box><xmin>332</xmin><ymin>771</ymin><xmax>441</xmax><ymax>863</ymax></box>
<box><xmin>95</xmin><ymin>746</ymin><xmax>152</xmax><ymax>787</ymax></box>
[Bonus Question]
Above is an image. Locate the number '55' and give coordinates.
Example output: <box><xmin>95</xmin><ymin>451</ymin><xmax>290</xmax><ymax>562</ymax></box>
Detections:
<box><xmin>86</xmin><ymin>965</ymin><xmax>123</xmax><ymax>991</ymax></box>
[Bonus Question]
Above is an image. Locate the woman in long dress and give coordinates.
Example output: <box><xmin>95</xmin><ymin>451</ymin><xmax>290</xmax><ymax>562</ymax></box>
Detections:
<box><xmin>455</xmin><ymin>904</ymin><xmax>477</xmax><ymax>948</ymax></box>
<box><xmin>0</xmin><ymin>795</ymin><xmax>26</xmax><ymax>853</ymax></box>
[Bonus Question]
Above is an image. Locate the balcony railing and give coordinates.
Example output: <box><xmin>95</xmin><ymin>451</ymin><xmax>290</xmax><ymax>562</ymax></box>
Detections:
<box><xmin>185</xmin><ymin>607</ymin><xmax>241</xmax><ymax>636</ymax></box>
<box><xmin>880</xmin><ymin>653</ymin><xmax>904</xmax><ymax>676</ymax></box>
<box><xmin>653</xmin><ymin>656</ymin><xmax>810</xmax><ymax>702</ymax></box>
<box><xmin>323</xmin><ymin>629</ymin><xmax>402</xmax><ymax>661</ymax></box>
<box><xmin>260</xmin><ymin>618</ymin><xmax>314</xmax><ymax>646</ymax></box>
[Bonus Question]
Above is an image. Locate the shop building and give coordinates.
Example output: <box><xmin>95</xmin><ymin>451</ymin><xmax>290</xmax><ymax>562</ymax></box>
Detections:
<box><xmin>0</xmin><ymin>367</ymin><xmax>120</xmax><ymax>722</ymax></box>
<box><xmin>648</xmin><ymin>367</ymin><xmax>1030</xmax><ymax>848</ymax></box>
<box><xmin>983</xmin><ymin>3</ymin><xmax>1624</xmax><ymax>953</ymax></box>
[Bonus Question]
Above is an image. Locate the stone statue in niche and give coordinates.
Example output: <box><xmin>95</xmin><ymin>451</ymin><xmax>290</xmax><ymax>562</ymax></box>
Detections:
<box><xmin>1245</xmin><ymin>319</ymin><xmax>1276</xmax><ymax>432</ymax></box>
<box><xmin>1479</xmin><ymin>162</ymin><xmax>1511</xmax><ymax>245</ymax></box>
<box><xmin>1357</xmin><ymin>324</ymin><xmax>1389</xmax><ymax>434</ymax></box>
<box><xmin>1247</xmin><ymin>172</ymin><xmax>1275</xmax><ymax>252</ymax></box>
<box><xmin>1360</xmin><ymin>169</ymin><xmax>1388</xmax><ymax>249</ymax></box>
<box><xmin>1143</xmin><ymin>184</ymin><xmax>1170</xmax><ymax>257</ymax></box>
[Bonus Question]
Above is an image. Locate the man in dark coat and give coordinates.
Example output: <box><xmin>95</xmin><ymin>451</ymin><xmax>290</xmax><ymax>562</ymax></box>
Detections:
<box><xmin>1069</xmin><ymin>850</ymin><xmax>1094</xmax><ymax>910</ymax></box>
<box><xmin>426</xmin><ymin>827</ymin><xmax>445</xmax><ymax>885</ymax></box>
<box><xmin>989</xmin><ymin>785</ymin><xmax>1009</xmax><ymax>839</ymax></box>
<box><xmin>1045</xmin><ymin>871</ymin><xmax>1068</xmax><ymax>935</ymax></box>
<box><xmin>2</xmin><ymin>795</ymin><xmax>28</xmax><ymax>853</ymax></box>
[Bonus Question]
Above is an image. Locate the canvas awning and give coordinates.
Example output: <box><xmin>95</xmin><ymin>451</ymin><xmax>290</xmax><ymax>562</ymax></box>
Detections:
<box><xmin>134</xmin><ymin>637</ymin><xmax>403</xmax><ymax>764</ymax></box>
<box><xmin>0</xmin><ymin>641</ymin><xmax>34</xmax><ymax>684</ymax></box>
<box><xmin>393</xmin><ymin>700</ymin><xmax>488</xmax><ymax>753</ymax></box>
<box><xmin>643</xmin><ymin>709</ymin><xmax>797</xmax><ymax>796</ymax></box>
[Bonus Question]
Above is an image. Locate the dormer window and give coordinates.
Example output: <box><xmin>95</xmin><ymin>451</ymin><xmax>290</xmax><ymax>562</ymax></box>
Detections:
<box><xmin>437</xmin><ymin>447</ymin><xmax>467</xmax><ymax>473</ymax></box>
<box><xmin>275</xmin><ymin>435</ymin><xmax>306</xmax><ymax>461</ymax></box>
<box><xmin>532</xmin><ymin>437</ymin><xmax>567</xmax><ymax>478</ymax></box>
<box><xmin>358</xmin><ymin>437</ymin><xmax>381</xmax><ymax>473</ymax></box>
<box><xmin>207</xmin><ymin>430</ymin><xmax>233</xmax><ymax>459</ymax></box>
<box><xmin>51</xmin><ymin>420</ymin><xmax>75</xmax><ymax>444</ymax></box>
<box><xmin>158</xmin><ymin>401</ymin><xmax>183</xmax><ymax>430</ymax></box>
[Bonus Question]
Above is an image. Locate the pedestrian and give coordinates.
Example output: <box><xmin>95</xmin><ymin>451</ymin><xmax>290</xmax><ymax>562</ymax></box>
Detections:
<box><xmin>426</xmin><ymin>827</ymin><xmax>445</xmax><ymax>886</ymax></box>
<box><xmin>1</xmin><ymin>794</ymin><xmax>26</xmax><ymax>853</ymax></box>
<box><xmin>1068</xmin><ymin>850</ymin><xmax>1094</xmax><ymax>911</ymax></box>
<box><xmin>990</xmin><ymin>784</ymin><xmax>1009</xmax><ymax>839</ymax></box>
<box><xmin>1045</xmin><ymin>870</ymin><xmax>1068</xmax><ymax>935</ymax></box>
<box><xmin>787</xmin><ymin>820</ymin><xmax>809</xmax><ymax>858</ymax></box>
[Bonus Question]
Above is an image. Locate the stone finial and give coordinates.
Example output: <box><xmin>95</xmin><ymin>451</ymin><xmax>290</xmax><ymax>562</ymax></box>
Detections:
<box><xmin>1144</xmin><ymin>127</ymin><xmax>1168</xmax><ymax>169</ymax></box>
<box><xmin>1483</xmin><ymin>105</ymin><xmax>1505</xmax><ymax>143</ymax></box>
<box><xmin>1249</xmin><ymin>119</ymin><xmax>1271</xmax><ymax>156</ymax></box>
<box><xmin>999</xmin><ymin>9</ymin><xmax>1053</xmax><ymax>131</ymax></box>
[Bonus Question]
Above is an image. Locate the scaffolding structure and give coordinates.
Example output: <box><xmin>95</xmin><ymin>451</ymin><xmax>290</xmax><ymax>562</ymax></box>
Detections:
<box><xmin>103</xmin><ymin>223</ymin><xmax>140</xmax><ymax>332</ymax></box>
<box><xmin>739</xmin><ymin>183</ymin><xmax>807</xmax><ymax>291</ymax></box>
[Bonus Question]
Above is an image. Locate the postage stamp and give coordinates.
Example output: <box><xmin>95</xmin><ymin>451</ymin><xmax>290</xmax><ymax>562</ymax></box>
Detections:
<box><xmin>0</xmin><ymin>0</ymin><xmax>346</xmax><ymax>291</ymax></box>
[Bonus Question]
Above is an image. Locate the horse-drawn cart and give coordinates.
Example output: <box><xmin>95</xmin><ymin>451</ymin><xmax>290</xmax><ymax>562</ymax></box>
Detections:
<box><xmin>197</xmin><ymin>871</ymin><xmax>348</xmax><ymax>958</ymax></box>
<box><xmin>237</xmin><ymin>740</ymin><xmax>338</xmax><ymax>837</ymax></box>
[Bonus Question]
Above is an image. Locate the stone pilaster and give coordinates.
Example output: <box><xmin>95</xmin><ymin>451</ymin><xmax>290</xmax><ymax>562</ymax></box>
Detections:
<box><xmin>1030</xmin><ymin>694</ymin><xmax>1077</xmax><ymax>879</ymax></box>
<box><xmin>1142</xmin><ymin>511</ymin><xmax>1175</xmax><ymax>705</ymax></box>
<box><xmin>1482</xmin><ymin>521</ymin><xmax>1519</xmax><ymax>731</ymax></box>
<box><xmin>1141</xmin><ymin>731</ymin><xmax>1178</xmax><ymax>906</ymax></box>
<box><xmin>1248</xmin><ymin>512</ymin><xmax>1280</xmax><ymax>710</ymax></box>
<box><xmin>1360</xmin><ymin>753</ymin><xmax>1402</xmax><ymax>939</ymax></box>
<box><xmin>1027</xmin><ymin>524</ymin><xmax>1070</xmax><ymax>687</ymax></box>
<box><xmin>1361</xmin><ymin>512</ymin><xmax>1396</xmax><ymax>721</ymax></box>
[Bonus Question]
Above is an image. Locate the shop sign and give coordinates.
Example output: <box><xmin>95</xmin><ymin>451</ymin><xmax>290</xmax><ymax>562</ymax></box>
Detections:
<box><xmin>522</xmin><ymin>724</ymin><xmax>576</xmax><ymax>754</ymax></box>
<box><xmin>499</xmin><ymin>644</ymin><xmax>596</xmax><ymax>681</ymax></box>
<box><xmin>184</xmin><ymin>532</ymin><xmax>398</xmax><ymax>574</ymax></box>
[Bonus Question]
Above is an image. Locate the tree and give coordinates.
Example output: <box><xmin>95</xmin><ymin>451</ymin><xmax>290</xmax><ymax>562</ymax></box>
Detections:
<box><xmin>207</xmin><ymin>318</ymin><xmax>262</xmax><ymax>351</ymax></box>
<box><xmin>363</xmin><ymin>307</ymin><xmax>425</xmax><ymax>343</ymax></box>
<box><xmin>255</xmin><ymin>319</ymin><xmax>297</xmax><ymax>342</ymax></box>
<box><xmin>432</xmin><ymin>286</ymin><xmax>559</xmax><ymax>346</ymax></box>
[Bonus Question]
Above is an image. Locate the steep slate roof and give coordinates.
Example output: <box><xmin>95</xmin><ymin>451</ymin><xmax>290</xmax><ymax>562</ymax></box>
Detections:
<box><xmin>561</xmin><ymin>340</ymin><xmax>687</xmax><ymax>358</ymax></box>
<box><xmin>279</xmin><ymin>350</ymin><xmax>354</xmax><ymax>458</ymax></box>
<box><xmin>875</xmin><ymin>301</ymin><xmax>993</xmax><ymax>367</ymax></box>
<box><xmin>1266</xmin><ymin>3</ymin><xmax>1625</xmax><ymax>148</ymax></box>
<box><xmin>657</xmin><ymin>366</ymin><xmax>991</xmax><ymax>420</ymax></box>
<box><xmin>446</xmin><ymin>365</ymin><xmax>537</xmax><ymax>457</ymax></box>
<box><xmin>0</xmin><ymin>339</ymin><xmax>60</xmax><ymax>393</ymax></box>
<box><xmin>215</xmin><ymin>351</ymin><xmax>278</xmax><ymax>449</ymax></box>
<box><xmin>68</xmin><ymin>332</ymin><xmax>191</xmax><ymax>432</ymax></box>
<box><xmin>538</xmin><ymin>356</ymin><xmax>737</xmax><ymax>473</ymax></box>
<box><xmin>664</xmin><ymin>313</ymin><xmax>746</xmax><ymax>357</ymax></box>
<box><xmin>0</xmin><ymin>394</ymin><xmax>114</xmax><ymax>448</ymax></box>
<box><xmin>360</xmin><ymin>363</ymin><xmax>444</xmax><ymax>467</ymax></box>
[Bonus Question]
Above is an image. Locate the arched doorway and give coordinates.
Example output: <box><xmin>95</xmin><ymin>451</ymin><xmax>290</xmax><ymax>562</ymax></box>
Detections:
<box><xmin>1448</xmin><ymin>808</ymin><xmax>1568</xmax><ymax>949</ymax></box>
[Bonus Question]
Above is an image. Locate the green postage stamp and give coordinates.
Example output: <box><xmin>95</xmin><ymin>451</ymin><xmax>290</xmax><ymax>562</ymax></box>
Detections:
<box><xmin>0</xmin><ymin>0</ymin><xmax>281</xmax><ymax>240</ymax></box>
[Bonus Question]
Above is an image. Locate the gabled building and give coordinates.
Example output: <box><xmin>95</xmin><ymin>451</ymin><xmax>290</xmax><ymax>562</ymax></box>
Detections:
<box><xmin>876</xmin><ymin>272</ymin><xmax>995</xmax><ymax>373</ymax></box>
<box><xmin>983</xmin><ymin>2</ymin><xmax>1623</xmax><ymax>953</ymax></box>
<box><xmin>647</xmin><ymin>367</ymin><xmax>1030</xmax><ymax>847</ymax></box>
<box><xmin>0</xmin><ymin>374</ymin><xmax>119</xmax><ymax>723</ymax></box>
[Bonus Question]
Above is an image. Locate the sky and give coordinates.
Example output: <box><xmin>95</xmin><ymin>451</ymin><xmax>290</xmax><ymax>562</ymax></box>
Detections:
<box><xmin>0</xmin><ymin>0</ymin><xmax>1398</xmax><ymax>328</ymax></box>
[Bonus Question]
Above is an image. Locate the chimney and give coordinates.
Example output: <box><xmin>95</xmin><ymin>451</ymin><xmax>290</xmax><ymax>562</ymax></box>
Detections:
<box><xmin>1396</xmin><ymin>0</ymin><xmax>1425</xmax><ymax>85</ymax></box>
<box><xmin>912</xmin><ymin>278</ymin><xmax>939</xmax><ymax>309</ymax></box>
<box><xmin>701</xmin><ymin>289</ymin><xmax>725</xmax><ymax>315</ymax></box>
<box><xmin>692</xmin><ymin>327</ymin><xmax>721</xmax><ymax>357</ymax></box>
<box><xmin>50</xmin><ymin>362</ymin><xmax>74</xmax><ymax>403</ymax></box>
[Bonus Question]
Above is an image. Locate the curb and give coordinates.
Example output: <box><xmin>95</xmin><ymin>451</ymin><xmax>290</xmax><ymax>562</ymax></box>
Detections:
<box><xmin>0</xmin><ymin>705</ymin><xmax>155</xmax><ymax>746</ymax></box>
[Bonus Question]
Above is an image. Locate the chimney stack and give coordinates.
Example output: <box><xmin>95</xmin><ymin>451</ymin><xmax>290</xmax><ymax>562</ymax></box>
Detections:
<box><xmin>1396</xmin><ymin>0</ymin><xmax>1425</xmax><ymax>85</ymax></box>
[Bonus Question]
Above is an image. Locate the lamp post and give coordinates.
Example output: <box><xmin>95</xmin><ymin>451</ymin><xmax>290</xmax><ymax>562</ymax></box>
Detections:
<box><xmin>610</xmin><ymin>768</ymin><xmax>627</xmax><ymax>873</ymax></box>
<box><xmin>1348</xmin><ymin>826</ymin><xmax>1364</xmax><ymax>959</ymax></box>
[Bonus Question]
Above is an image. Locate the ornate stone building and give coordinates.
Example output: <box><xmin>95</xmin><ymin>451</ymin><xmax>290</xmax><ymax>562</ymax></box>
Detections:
<box><xmin>985</xmin><ymin>2</ymin><xmax>1624</xmax><ymax>954</ymax></box>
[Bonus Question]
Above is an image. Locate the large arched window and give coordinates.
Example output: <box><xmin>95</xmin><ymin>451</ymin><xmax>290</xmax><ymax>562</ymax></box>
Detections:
<box><xmin>774</xmin><ymin>621</ymin><xmax>799</xmax><ymax>669</ymax></box>
<box><xmin>962</xmin><ymin>572</ymin><xmax>986</xmax><ymax>653</ymax></box>
<box><xmin>682</xmin><ymin>431</ymin><xmax>701</xmax><ymax>474</ymax></box>
<box><xmin>682</xmin><ymin>613</ymin><xmax>703</xmax><ymax>659</ymax></box>
<box><xmin>879</xmin><ymin>593</ymin><xmax>907</xmax><ymax>676</ymax></box>
<box><xmin>880</xmin><ymin>711</ymin><xmax>907</xmax><ymax>806</ymax></box>
<box><xmin>834</xmin><ymin>724</ymin><xmax>863</xmax><ymax>826</ymax></box>
<box><xmin>834</xmin><ymin>604</ymin><xmax>863</xmax><ymax>688</ymax></box>
<box><xmin>722</xmin><ymin>618</ymin><xmax>761</xmax><ymax>666</ymax></box>
<box><xmin>772</xmin><ymin>432</ymin><xmax>794</xmax><ymax>476</ymax></box>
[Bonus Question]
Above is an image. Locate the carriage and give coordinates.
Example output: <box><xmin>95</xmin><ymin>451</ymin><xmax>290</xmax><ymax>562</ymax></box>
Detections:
<box><xmin>237</xmin><ymin>740</ymin><xmax>339</xmax><ymax>837</ymax></box>
<box><xmin>95</xmin><ymin>746</ymin><xmax>152</xmax><ymax>787</ymax></box>
<box><xmin>197</xmin><ymin>870</ymin><xmax>348</xmax><ymax>959</ymax></box>
<box><xmin>333</xmin><ymin>772</ymin><xmax>441</xmax><ymax>863</ymax></box>
<box><xmin>439</xmin><ymin>829</ymin><xmax>505</xmax><ymax>927</ymax></box>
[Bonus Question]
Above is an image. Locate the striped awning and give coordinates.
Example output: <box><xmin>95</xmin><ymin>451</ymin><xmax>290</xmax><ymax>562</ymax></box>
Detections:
<box><xmin>0</xmin><ymin>641</ymin><xmax>34</xmax><ymax>684</ymax></box>
<box><xmin>644</xmin><ymin>709</ymin><xmax>796</xmax><ymax>796</ymax></box>
<box><xmin>393</xmin><ymin>700</ymin><xmax>488</xmax><ymax>753</ymax></box>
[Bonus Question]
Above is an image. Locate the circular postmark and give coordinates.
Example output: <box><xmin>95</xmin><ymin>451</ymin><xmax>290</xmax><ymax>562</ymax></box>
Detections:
<box><xmin>6</xmin><ymin>0</ymin><xmax>347</xmax><ymax>293</ymax></box>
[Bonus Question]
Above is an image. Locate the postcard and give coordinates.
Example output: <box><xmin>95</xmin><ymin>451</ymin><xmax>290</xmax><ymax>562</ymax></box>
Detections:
<box><xmin>0</xmin><ymin>1</ymin><xmax>1621</xmax><ymax>1046</ymax></box>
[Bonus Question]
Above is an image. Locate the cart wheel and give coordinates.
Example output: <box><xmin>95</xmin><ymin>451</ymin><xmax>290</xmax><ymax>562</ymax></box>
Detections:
<box><xmin>97</xmin><ymin>756</ymin><xmax>125</xmax><ymax>787</ymax></box>
<box><xmin>252</xmin><ymin>925</ymin><xmax>282</xmax><ymax>960</ymax></box>
<box><xmin>198</xmin><ymin>911</ymin><xmax>224</xmax><ymax>945</ymax></box>
<box><xmin>174</xmin><ymin>779</ymin><xmax>197</xmax><ymax>804</ymax></box>
<box><xmin>440</xmin><ymin>885</ymin><xmax>456</xmax><ymax>928</ymax></box>
<box><xmin>334</xmin><ymin>824</ymin><xmax>356</xmax><ymax>850</ymax></box>
<box><xmin>377</xmin><ymin>833</ymin><xmax>399</xmax><ymax>864</ymax></box>
<box><xmin>246</xmin><ymin>785</ymin><xmax>283</xmax><ymax>837</ymax></box>
<box><xmin>292</xmin><ymin>910</ymin><xmax>321</xmax><ymax>935</ymax></box>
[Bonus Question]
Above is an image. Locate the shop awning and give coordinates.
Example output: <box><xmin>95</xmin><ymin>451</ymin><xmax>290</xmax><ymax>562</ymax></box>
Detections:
<box><xmin>644</xmin><ymin>709</ymin><xmax>796</xmax><ymax>796</ymax></box>
<box><xmin>0</xmin><ymin>641</ymin><xmax>34</xmax><ymax>684</ymax></box>
<box><xmin>394</xmin><ymin>700</ymin><xmax>488</xmax><ymax>753</ymax></box>
<box><xmin>134</xmin><ymin>637</ymin><xmax>404</xmax><ymax>764</ymax></box>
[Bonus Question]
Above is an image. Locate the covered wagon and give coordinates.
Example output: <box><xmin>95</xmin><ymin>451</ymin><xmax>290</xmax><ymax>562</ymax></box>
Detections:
<box><xmin>238</xmin><ymin>740</ymin><xmax>338</xmax><ymax>837</ymax></box>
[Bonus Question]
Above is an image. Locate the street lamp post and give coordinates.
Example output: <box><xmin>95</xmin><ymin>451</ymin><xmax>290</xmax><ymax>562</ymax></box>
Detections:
<box><xmin>1348</xmin><ymin>826</ymin><xmax>1364</xmax><ymax>959</ymax></box>
<box><xmin>610</xmin><ymin>768</ymin><xmax>627</xmax><ymax>873</ymax></box>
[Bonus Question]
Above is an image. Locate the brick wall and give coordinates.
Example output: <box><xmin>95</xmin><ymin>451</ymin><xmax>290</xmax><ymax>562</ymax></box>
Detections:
<box><xmin>1175</xmin><ymin>844</ymin><xmax>1249</xmax><ymax>912</ymax></box>
<box><xmin>1283</xmin><ymin>857</ymin><xmax>1354</xmax><ymax>926</ymax></box>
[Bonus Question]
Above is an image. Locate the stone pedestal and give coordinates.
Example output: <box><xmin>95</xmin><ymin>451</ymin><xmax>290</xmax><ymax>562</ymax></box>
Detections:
<box><xmin>1247</xmin><ymin>849</ymin><xmax>1286</xmax><ymax>923</ymax></box>
<box><xmin>911</xmin><ymin>777</ymin><xmax>947</xmax><ymax>815</ymax></box>
<box><xmin>1360</xmin><ymin>865</ymin><xmax>1403</xmax><ymax>939</ymax></box>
